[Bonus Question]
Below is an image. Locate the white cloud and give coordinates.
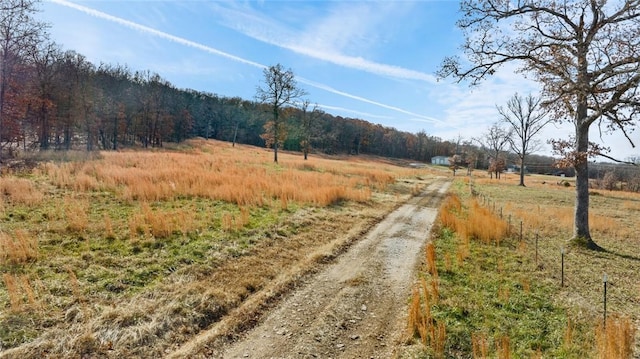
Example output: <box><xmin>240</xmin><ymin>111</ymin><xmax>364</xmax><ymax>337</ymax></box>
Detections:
<box><xmin>315</xmin><ymin>104</ymin><xmax>394</xmax><ymax>121</ymax></box>
<box><xmin>49</xmin><ymin>0</ymin><xmax>266</xmax><ymax>69</ymax></box>
<box><xmin>210</xmin><ymin>1</ymin><xmax>437</xmax><ymax>83</ymax></box>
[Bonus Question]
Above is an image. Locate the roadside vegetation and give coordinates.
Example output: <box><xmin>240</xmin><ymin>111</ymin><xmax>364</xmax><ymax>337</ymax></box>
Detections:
<box><xmin>407</xmin><ymin>173</ymin><xmax>639</xmax><ymax>358</ymax></box>
<box><xmin>0</xmin><ymin>139</ymin><xmax>434</xmax><ymax>358</ymax></box>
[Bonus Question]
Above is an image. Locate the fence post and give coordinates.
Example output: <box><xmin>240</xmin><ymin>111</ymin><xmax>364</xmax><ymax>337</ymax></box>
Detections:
<box><xmin>603</xmin><ymin>273</ymin><xmax>608</xmax><ymax>328</ymax></box>
<box><xmin>535</xmin><ymin>231</ymin><xmax>539</xmax><ymax>267</ymax></box>
<box><xmin>520</xmin><ymin>221</ymin><xmax>523</xmax><ymax>242</ymax></box>
<box><xmin>561</xmin><ymin>247</ymin><xmax>565</xmax><ymax>287</ymax></box>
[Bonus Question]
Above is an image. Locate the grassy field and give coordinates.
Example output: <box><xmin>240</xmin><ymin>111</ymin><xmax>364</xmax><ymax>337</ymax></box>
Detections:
<box><xmin>4</xmin><ymin>142</ymin><xmax>638</xmax><ymax>358</ymax></box>
<box><xmin>0</xmin><ymin>139</ymin><xmax>435</xmax><ymax>358</ymax></box>
<box><xmin>407</xmin><ymin>172</ymin><xmax>639</xmax><ymax>358</ymax></box>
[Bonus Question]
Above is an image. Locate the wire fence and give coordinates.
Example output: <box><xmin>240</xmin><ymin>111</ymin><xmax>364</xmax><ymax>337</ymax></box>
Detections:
<box><xmin>474</xmin><ymin>190</ymin><xmax>639</xmax><ymax>325</ymax></box>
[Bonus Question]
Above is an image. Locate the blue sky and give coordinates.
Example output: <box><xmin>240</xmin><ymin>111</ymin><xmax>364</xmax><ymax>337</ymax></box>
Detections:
<box><xmin>37</xmin><ymin>0</ymin><xmax>638</xmax><ymax>160</ymax></box>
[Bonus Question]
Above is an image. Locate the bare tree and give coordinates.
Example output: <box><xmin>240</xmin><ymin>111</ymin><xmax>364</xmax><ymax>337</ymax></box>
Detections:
<box><xmin>498</xmin><ymin>93</ymin><xmax>552</xmax><ymax>187</ymax></box>
<box><xmin>299</xmin><ymin>99</ymin><xmax>321</xmax><ymax>160</ymax></box>
<box><xmin>0</xmin><ymin>0</ymin><xmax>47</xmax><ymax>163</ymax></box>
<box><xmin>256</xmin><ymin>64</ymin><xmax>306</xmax><ymax>163</ymax></box>
<box><xmin>488</xmin><ymin>157</ymin><xmax>507</xmax><ymax>179</ymax></box>
<box><xmin>31</xmin><ymin>41</ymin><xmax>62</xmax><ymax>151</ymax></box>
<box><xmin>448</xmin><ymin>154</ymin><xmax>462</xmax><ymax>176</ymax></box>
<box><xmin>438</xmin><ymin>1</ymin><xmax>640</xmax><ymax>250</ymax></box>
<box><xmin>601</xmin><ymin>170</ymin><xmax>618</xmax><ymax>191</ymax></box>
<box><xmin>474</xmin><ymin>122</ymin><xmax>511</xmax><ymax>179</ymax></box>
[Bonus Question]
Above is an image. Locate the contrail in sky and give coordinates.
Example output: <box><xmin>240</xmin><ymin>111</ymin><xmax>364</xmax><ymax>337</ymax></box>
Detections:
<box><xmin>49</xmin><ymin>0</ymin><xmax>265</xmax><ymax>69</ymax></box>
<box><xmin>49</xmin><ymin>0</ymin><xmax>447</xmax><ymax>125</ymax></box>
<box><xmin>299</xmin><ymin>77</ymin><xmax>450</xmax><ymax>126</ymax></box>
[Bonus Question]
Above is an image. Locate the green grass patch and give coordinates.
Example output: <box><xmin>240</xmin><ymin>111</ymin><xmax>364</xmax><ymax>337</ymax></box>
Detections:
<box><xmin>422</xmin><ymin>225</ymin><xmax>591</xmax><ymax>357</ymax></box>
<box><xmin>408</xmin><ymin>178</ymin><xmax>596</xmax><ymax>358</ymax></box>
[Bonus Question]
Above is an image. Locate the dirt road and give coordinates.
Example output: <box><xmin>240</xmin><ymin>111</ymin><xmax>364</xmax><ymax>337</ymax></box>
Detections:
<box><xmin>212</xmin><ymin>178</ymin><xmax>451</xmax><ymax>358</ymax></box>
<box><xmin>165</xmin><ymin>177</ymin><xmax>450</xmax><ymax>359</ymax></box>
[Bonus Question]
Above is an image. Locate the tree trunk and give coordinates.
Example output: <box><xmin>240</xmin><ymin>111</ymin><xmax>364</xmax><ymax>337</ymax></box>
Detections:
<box><xmin>40</xmin><ymin>101</ymin><xmax>49</xmax><ymax>150</ymax></box>
<box><xmin>273</xmin><ymin>107</ymin><xmax>279</xmax><ymax>163</ymax></box>
<box><xmin>572</xmin><ymin>118</ymin><xmax>601</xmax><ymax>250</ymax></box>
<box><xmin>274</xmin><ymin>143</ymin><xmax>278</xmax><ymax>163</ymax></box>
<box><xmin>112</xmin><ymin>115</ymin><xmax>118</xmax><ymax>150</ymax></box>
<box><xmin>232</xmin><ymin>121</ymin><xmax>238</xmax><ymax>147</ymax></box>
<box><xmin>0</xmin><ymin>48</ymin><xmax>8</xmax><ymax>168</ymax></box>
<box><xmin>518</xmin><ymin>156</ymin><xmax>525</xmax><ymax>186</ymax></box>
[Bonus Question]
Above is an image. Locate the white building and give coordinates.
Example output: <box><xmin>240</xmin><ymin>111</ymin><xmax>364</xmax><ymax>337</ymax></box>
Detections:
<box><xmin>431</xmin><ymin>156</ymin><xmax>449</xmax><ymax>166</ymax></box>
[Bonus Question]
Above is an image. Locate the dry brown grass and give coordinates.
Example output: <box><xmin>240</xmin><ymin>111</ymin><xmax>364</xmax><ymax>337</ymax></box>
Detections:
<box><xmin>596</xmin><ymin>316</ymin><xmax>636</xmax><ymax>359</ymax></box>
<box><xmin>466</xmin><ymin>200</ymin><xmax>509</xmax><ymax>244</ymax></box>
<box><xmin>2</xmin><ymin>274</ymin><xmax>38</xmax><ymax>312</ymax></box>
<box><xmin>0</xmin><ymin>177</ymin><xmax>44</xmax><ymax>205</ymax></box>
<box><xmin>408</xmin><ymin>277</ymin><xmax>446</xmax><ymax>356</ymax></box>
<box><xmin>456</xmin><ymin>239</ymin><xmax>470</xmax><ymax>265</ymax></box>
<box><xmin>128</xmin><ymin>202</ymin><xmax>198</xmax><ymax>239</ymax></box>
<box><xmin>426</xmin><ymin>242</ymin><xmax>438</xmax><ymax>278</ymax></box>
<box><xmin>0</xmin><ymin>230</ymin><xmax>38</xmax><ymax>265</ymax></box>
<box><xmin>564</xmin><ymin>316</ymin><xmax>574</xmax><ymax>348</ymax></box>
<box><xmin>409</xmin><ymin>283</ymin><xmax>430</xmax><ymax>344</ymax></box>
<box><xmin>439</xmin><ymin>193</ymin><xmax>509</xmax><ymax>246</ymax></box>
<box><xmin>103</xmin><ymin>213</ymin><xmax>115</xmax><ymax>240</ymax></box>
<box><xmin>438</xmin><ymin>194</ymin><xmax>461</xmax><ymax>228</ymax></box>
<box><xmin>408</xmin><ymin>241</ymin><xmax>449</xmax><ymax>355</ymax></box>
<box><xmin>39</xmin><ymin>139</ymin><xmax>396</xmax><ymax>208</ymax></box>
<box><xmin>2</xmin><ymin>273</ymin><xmax>21</xmax><ymax>311</ymax></box>
<box><xmin>472</xmin><ymin>332</ymin><xmax>489</xmax><ymax>358</ymax></box>
<box><xmin>497</xmin><ymin>335</ymin><xmax>511</xmax><ymax>359</ymax></box>
<box><xmin>65</xmin><ymin>266</ymin><xmax>83</xmax><ymax>302</ymax></box>
<box><xmin>65</xmin><ymin>197</ymin><xmax>89</xmax><ymax>233</ymax></box>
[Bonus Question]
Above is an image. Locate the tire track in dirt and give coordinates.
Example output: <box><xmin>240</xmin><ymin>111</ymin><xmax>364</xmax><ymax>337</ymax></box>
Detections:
<box><xmin>214</xmin><ymin>178</ymin><xmax>451</xmax><ymax>358</ymax></box>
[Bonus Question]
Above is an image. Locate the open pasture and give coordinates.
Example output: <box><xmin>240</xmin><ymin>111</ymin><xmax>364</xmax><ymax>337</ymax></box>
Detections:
<box><xmin>0</xmin><ymin>139</ymin><xmax>435</xmax><ymax>358</ymax></box>
<box><xmin>409</xmin><ymin>170</ymin><xmax>639</xmax><ymax>357</ymax></box>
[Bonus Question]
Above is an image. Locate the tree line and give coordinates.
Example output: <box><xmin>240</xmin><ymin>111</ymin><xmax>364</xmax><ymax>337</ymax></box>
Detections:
<box><xmin>0</xmin><ymin>0</ymin><xmax>468</xmax><ymax>165</ymax></box>
<box><xmin>3</xmin><ymin>0</ymin><xmax>616</xmax><ymax>182</ymax></box>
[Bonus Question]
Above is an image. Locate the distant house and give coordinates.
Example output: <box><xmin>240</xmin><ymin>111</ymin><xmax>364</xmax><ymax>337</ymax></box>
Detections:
<box><xmin>431</xmin><ymin>156</ymin><xmax>449</xmax><ymax>166</ymax></box>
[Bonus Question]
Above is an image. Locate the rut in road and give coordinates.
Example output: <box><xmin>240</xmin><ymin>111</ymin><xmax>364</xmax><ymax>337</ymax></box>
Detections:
<box><xmin>172</xmin><ymin>178</ymin><xmax>451</xmax><ymax>359</ymax></box>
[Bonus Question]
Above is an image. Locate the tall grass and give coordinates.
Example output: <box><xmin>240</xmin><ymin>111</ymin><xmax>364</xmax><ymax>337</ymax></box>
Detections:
<box><xmin>596</xmin><ymin>316</ymin><xmax>636</xmax><ymax>358</ymax></box>
<box><xmin>0</xmin><ymin>230</ymin><xmax>38</xmax><ymax>265</ymax></box>
<box><xmin>221</xmin><ymin>207</ymin><xmax>250</xmax><ymax>232</ymax></box>
<box><xmin>432</xmin><ymin>175</ymin><xmax>640</xmax><ymax>358</ymax></box>
<box><xmin>38</xmin><ymin>140</ymin><xmax>395</xmax><ymax>208</ymax></box>
<box><xmin>472</xmin><ymin>332</ymin><xmax>488</xmax><ymax>358</ymax></box>
<box><xmin>2</xmin><ymin>274</ymin><xmax>38</xmax><ymax>311</ymax></box>
<box><xmin>408</xmin><ymin>277</ymin><xmax>446</xmax><ymax>357</ymax></box>
<box><xmin>497</xmin><ymin>336</ymin><xmax>511</xmax><ymax>359</ymax></box>
<box><xmin>438</xmin><ymin>194</ymin><xmax>509</xmax><ymax>245</ymax></box>
<box><xmin>0</xmin><ymin>177</ymin><xmax>43</xmax><ymax>205</ymax></box>
<box><xmin>408</xmin><ymin>241</ymin><xmax>446</xmax><ymax>356</ymax></box>
<box><xmin>65</xmin><ymin>197</ymin><xmax>89</xmax><ymax>233</ymax></box>
<box><xmin>128</xmin><ymin>203</ymin><xmax>197</xmax><ymax>239</ymax></box>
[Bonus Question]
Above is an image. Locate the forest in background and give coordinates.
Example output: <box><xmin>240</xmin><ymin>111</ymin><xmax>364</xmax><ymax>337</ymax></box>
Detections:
<box><xmin>5</xmin><ymin>45</ymin><xmax>464</xmax><ymax>162</ymax></box>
